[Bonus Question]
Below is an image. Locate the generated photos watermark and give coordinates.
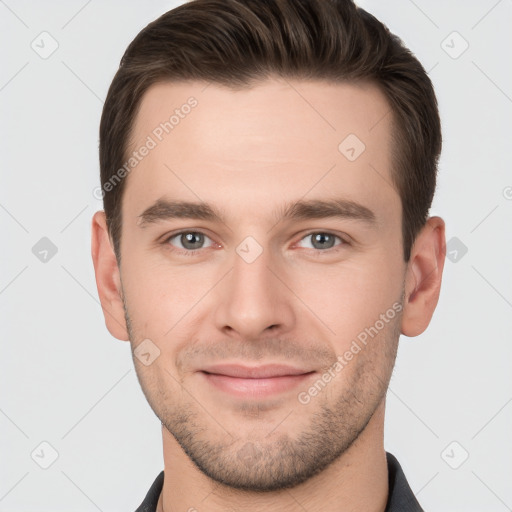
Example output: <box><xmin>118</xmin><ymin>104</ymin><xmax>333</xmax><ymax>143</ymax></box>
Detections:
<box><xmin>297</xmin><ymin>301</ymin><xmax>403</xmax><ymax>405</ymax></box>
<box><xmin>93</xmin><ymin>96</ymin><xmax>198</xmax><ymax>200</ymax></box>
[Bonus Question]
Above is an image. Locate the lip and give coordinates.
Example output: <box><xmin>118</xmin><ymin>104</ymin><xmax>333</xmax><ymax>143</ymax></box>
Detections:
<box><xmin>199</xmin><ymin>364</ymin><xmax>316</xmax><ymax>399</ymax></box>
<box><xmin>201</xmin><ymin>363</ymin><xmax>311</xmax><ymax>378</ymax></box>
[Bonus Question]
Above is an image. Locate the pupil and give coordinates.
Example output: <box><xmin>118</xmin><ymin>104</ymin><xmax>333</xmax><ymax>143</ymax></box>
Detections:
<box><xmin>314</xmin><ymin>233</ymin><xmax>332</xmax><ymax>249</ymax></box>
<box><xmin>184</xmin><ymin>232</ymin><xmax>203</xmax><ymax>249</ymax></box>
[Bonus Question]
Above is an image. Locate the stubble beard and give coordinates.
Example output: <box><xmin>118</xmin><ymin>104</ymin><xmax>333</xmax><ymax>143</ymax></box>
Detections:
<box><xmin>123</xmin><ymin>295</ymin><xmax>401</xmax><ymax>492</ymax></box>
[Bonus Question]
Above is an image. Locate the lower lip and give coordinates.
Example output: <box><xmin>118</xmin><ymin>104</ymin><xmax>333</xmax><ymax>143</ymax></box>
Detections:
<box><xmin>201</xmin><ymin>371</ymin><xmax>315</xmax><ymax>399</ymax></box>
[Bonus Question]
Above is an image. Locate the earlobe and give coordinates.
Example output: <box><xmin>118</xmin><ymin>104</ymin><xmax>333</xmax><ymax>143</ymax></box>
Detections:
<box><xmin>91</xmin><ymin>211</ymin><xmax>130</xmax><ymax>341</ymax></box>
<box><xmin>401</xmin><ymin>216</ymin><xmax>446</xmax><ymax>337</ymax></box>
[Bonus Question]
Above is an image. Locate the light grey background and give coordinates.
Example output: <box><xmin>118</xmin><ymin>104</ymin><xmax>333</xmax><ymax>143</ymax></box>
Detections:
<box><xmin>1</xmin><ymin>1</ymin><xmax>511</xmax><ymax>510</ymax></box>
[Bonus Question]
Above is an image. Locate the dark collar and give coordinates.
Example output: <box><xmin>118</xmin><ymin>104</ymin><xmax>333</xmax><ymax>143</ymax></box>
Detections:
<box><xmin>384</xmin><ymin>452</ymin><xmax>424</xmax><ymax>511</ymax></box>
<box><xmin>135</xmin><ymin>452</ymin><xmax>424</xmax><ymax>511</ymax></box>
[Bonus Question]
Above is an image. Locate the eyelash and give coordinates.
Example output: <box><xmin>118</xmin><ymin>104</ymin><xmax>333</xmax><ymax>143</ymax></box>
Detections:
<box><xmin>162</xmin><ymin>230</ymin><xmax>349</xmax><ymax>257</ymax></box>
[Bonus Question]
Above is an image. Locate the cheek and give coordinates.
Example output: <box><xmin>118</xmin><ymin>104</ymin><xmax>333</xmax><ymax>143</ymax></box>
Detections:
<box><xmin>121</xmin><ymin>234</ymin><xmax>405</xmax><ymax>346</ymax></box>
<box><xmin>289</xmin><ymin>250</ymin><xmax>404</xmax><ymax>346</ymax></box>
<box><xmin>120</xmin><ymin>254</ymin><xmax>214</xmax><ymax>335</ymax></box>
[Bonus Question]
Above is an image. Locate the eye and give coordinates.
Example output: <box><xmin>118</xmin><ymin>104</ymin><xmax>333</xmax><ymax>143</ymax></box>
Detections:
<box><xmin>296</xmin><ymin>232</ymin><xmax>346</xmax><ymax>252</ymax></box>
<box><xmin>165</xmin><ymin>231</ymin><xmax>216</xmax><ymax>253</ymax></box>
<box><xmin>162</xmin><ymin>230</ymin><xmax>348</xmax><ymax>256</ymax></box>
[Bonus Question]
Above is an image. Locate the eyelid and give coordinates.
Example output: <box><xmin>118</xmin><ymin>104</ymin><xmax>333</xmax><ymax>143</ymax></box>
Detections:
<box><xmin>161</xmin><ymin>229</ymin><xmax>351</xmax><ymax>254</ymax></box>
<box><xmin>293</xmin><ymin>231</ymin><xmax>349</xmax><ymax>249</ymax></box>
<box><xmin>163</xmin><ymin>229</ymin><xmax>218</xmax><ymax>253</ymax></box>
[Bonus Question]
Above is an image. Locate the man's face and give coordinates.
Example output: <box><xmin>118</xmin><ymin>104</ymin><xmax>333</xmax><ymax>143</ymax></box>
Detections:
<box><xmin>118</xmin><ymin>78</ymin><xmax>406</xmax><ymax>490</ymax></box>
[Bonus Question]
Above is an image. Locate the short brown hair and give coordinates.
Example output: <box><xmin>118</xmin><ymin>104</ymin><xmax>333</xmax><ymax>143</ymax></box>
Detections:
<box><xmin>99</xmin><ymin>0</ymin><xmax>441</xmax><ymax>263</ymax></box>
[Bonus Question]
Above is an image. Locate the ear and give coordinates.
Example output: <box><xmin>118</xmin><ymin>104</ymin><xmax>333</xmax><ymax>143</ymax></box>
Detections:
<box><xmin>401</xmin><ymin>216</ymin><xmax>446</xmax><ymax>337</ymax></box>
<box><xmin>91</xmin><ymin>210</ymin><xmax>129</xmax><ymax>341</ymax></box>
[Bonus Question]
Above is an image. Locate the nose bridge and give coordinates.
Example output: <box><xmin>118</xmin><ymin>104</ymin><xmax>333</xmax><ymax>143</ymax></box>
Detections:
<box><xmin>232</xmin><ymin>242</ymin><xmax>274</xmax><ymax>301</ymax></box>
<box><xmin>214</xmin><ymin>236</ymin><xmax>295</xmax><ymax>339</ymax></box>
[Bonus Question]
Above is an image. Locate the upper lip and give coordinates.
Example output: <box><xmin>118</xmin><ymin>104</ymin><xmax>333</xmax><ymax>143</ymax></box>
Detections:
<box><xmin>200</xmin><ymin>364</ymin><xmax>313</xmax><ymax>379</ymax></box>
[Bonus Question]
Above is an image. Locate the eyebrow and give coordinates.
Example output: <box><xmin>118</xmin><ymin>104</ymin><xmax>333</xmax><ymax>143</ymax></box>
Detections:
<box><xmin>137</xmin><ymin>197</ymin><xmax>377</xmax><ymax>228</ymax></box>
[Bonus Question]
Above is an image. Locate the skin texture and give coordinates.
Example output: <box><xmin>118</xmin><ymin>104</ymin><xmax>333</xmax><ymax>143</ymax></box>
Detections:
<box><xmin>91</xmin><ymin>78</ymin><xmax>446</xmax><ymax>512</ymax></box>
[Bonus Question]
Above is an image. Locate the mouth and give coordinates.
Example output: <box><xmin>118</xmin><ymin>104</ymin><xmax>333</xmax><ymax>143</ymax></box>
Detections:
<box><xmin>199</xmin><ymin>364</ymin><xmax>316</xmax><ymax>399</ymax></box>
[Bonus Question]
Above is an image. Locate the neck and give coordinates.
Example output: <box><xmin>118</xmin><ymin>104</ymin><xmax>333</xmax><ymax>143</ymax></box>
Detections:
<box><xmin>157</xmin><ymin>401</ymin><xmax>389</xmax><ymax>512</ymax></box>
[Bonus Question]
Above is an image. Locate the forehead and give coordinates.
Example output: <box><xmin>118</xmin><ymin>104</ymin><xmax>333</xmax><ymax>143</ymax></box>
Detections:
<box><xmin>124</xmin><ymin>78</ymin><xmax>398</xmax><ymax>225</ymax></box>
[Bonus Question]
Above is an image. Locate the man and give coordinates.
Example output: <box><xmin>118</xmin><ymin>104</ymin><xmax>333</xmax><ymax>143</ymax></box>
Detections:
<box><xmin>91</xmin><ymin>0</ymin><xmax>445</xmax><ymax>510</ymax></box>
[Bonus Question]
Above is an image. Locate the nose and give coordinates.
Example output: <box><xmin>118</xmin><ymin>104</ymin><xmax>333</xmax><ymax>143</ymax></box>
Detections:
<box><xmin>213</xmin><ymin>243</ymin><xmax>296</xmax><ymax>341</ymax></box>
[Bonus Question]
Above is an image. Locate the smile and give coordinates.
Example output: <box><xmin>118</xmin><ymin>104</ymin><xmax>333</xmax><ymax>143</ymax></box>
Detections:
<box><xmin>199</xmin><ymin>364</ymin><xmax>316</xmax><ymax>399</ymax></box>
